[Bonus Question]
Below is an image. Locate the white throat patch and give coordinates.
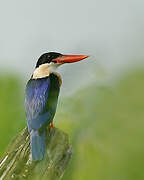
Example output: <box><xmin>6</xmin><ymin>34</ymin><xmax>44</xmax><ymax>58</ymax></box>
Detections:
<box><xmin>32</xmin><ymin>63</ymin><xmax>60</xmax><ymax>79</ymax></box>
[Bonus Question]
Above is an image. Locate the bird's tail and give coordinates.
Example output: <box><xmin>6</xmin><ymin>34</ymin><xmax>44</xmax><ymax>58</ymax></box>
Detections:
<box><xmin>30</xmin><ymin>130</ymin><xmax>46</xmax><ymax>161</ymax></box>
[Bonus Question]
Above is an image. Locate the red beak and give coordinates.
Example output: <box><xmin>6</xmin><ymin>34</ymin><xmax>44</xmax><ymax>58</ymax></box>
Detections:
<box><xmin>52</xmin><ymin>55</ymin><xmax>89</xmax><ymax>64</ymax></box>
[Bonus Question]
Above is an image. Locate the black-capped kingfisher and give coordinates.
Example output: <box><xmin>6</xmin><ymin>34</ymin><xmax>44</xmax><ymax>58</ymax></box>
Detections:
<box><xmin>25</xmin><ymin>52</ymin><xmax>89</xmax><ymax>161</ymax></box>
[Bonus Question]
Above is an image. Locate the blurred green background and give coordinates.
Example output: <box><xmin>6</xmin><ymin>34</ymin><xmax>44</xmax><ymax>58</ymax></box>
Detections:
<box><xmin>0</xmin><ymin>67</ymin><xmax>144</xmax><ymax>180</ymax></box>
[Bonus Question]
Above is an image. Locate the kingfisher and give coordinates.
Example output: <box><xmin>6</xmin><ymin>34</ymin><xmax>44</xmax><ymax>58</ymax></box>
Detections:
<box><xmin>25</xmin><ymin>52</ymin><xmax>88</xmax><ymax>161</ymax></box>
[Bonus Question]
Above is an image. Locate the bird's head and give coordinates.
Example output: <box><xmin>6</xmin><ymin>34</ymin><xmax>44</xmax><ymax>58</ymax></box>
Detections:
<box><xmin>33</xmin><ymin>52</ymin><xmax>89</xmax><ymax>79</ymax></box>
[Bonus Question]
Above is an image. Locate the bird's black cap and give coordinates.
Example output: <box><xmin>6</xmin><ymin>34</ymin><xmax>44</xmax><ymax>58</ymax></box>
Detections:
<box><xmin>36</xmin><ymin>52</ymin><xmax>62</xmax><ymax>68</ymax></box>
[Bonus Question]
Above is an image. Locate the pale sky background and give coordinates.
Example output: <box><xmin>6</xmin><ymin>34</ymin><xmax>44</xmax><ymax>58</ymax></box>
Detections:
<box><xmin>0</xmin><ymin>0</ymin><xmax>144</xmax><ymax>95</ymax></box>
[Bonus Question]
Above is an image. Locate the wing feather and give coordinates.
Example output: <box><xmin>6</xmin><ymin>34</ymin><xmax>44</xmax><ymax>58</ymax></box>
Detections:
<box><xmin>25</xmin><ymin>77</ymin><xmax>51</xmax><ymax>132</ymax></box>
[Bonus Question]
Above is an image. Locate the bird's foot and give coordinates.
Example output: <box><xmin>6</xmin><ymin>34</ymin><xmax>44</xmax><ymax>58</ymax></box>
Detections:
<box><xmin>50</xmin><ymin>122</ymin><xmax>54</xmax><ymax>129</ymax></box>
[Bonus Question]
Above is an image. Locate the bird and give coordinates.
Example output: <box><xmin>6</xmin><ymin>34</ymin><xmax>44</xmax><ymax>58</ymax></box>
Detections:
<box><xmin>25</xmin><ymin>52</ymin><xmax>89</xmax><ymax>161</ymax></box>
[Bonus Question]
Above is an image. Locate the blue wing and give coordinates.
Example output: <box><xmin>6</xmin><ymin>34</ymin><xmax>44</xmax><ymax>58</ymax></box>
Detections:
<box><xmin>25</xmin><ymin>77</ymin><xmax>52</xmax><ymax>132</ymax></box>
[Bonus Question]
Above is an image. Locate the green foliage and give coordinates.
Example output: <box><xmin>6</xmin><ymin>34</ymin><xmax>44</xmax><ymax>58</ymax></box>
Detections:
<box><xmin>0</xmin><ymin>75</ymin><xmax>25</xmax><ymax>157</ymax></box>
<box><xmin>0</xmin><ymin>69</ymin><xmax>144</xmax><ymax>179</ymax></box>
<box><xmin>56</xmin><ymin>69</ymin><xmax>144</xmax><ymax>180</ymax></box>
